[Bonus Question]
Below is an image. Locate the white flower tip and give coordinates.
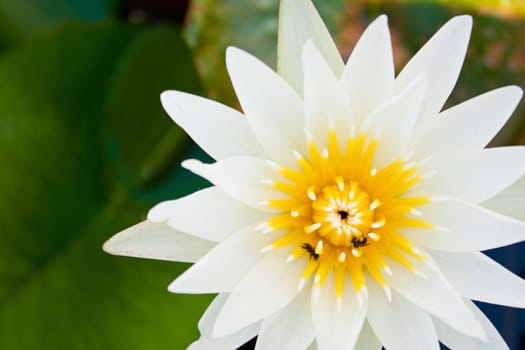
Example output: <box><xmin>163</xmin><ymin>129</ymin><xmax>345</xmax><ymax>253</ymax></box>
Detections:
<box><xmin>181</xmin><ymin>159</ymin><xmax>202</xmax><ymax>171</ymax></box>
<box><xmin>102</xmin><ymin>237</ymin><xmax>117</xmax><ymax>255</ymax></box>
<box><xmin>376</xmin><ymin>14</ymin><xmax>388</xmax><ymax>24</ymax></box>
<box><xmin>166</xmin><ymin>280</ymin><xmax>179</xmax><ymax>294</ymax></box>
<box><xmin>146</xmin><ymin>202</ymin><xmax>168</xmax><ymax>222</ymax></box>
<box><xmin>159</xmin><ymin>90</ymin><xmax>176</xmax><ymax>108</ymax></box>
<box><xmin>225</xmin><ymin>46</ymin><xmax>258</xmax><ymax>78</ymax></box>
<box><xmin>302</xmin><ymin>39</ymin><xmax>317</xmax><ymax>56</ymax></box>
<box><xmin>452</xmin><ymin>14</ymin><xmax>473</xmax><ymax>29</ymax></box>
<box><xmin>167</xmin><ymin>275</ymin><xmax>190</xmax><ymax>294</ymax></box>
<box><xmin>102</xmin><ymin>220</ymin><xmax>154</xmax><ymax>257</ymax></box>
<box><xmin>225</xmin><ymin>45</ymin><xmax>243</xmax><ymax>64</ymax></box>
<box><xmin>365</xmin><ymin>14</ymin><xmax>389</xmax><ymax>35</ymax></box>
<box><xmin>507</xmin><ymin>84</ymin><xmax>524</xmax><ymax>100</ymax></box>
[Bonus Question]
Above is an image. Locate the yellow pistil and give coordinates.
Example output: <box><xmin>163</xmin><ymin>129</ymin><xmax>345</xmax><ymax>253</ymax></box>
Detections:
<box><xmin>262</xmin><ymin>131</ymin><xmax>431</xmax><ymax>303</ymax></box>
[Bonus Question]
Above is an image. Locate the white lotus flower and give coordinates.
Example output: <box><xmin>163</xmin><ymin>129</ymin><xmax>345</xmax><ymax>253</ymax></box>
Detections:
<box><xmin>104</xmin><ymin>0</ymin><xmax>525</xmax><ymax>349</ymax></box>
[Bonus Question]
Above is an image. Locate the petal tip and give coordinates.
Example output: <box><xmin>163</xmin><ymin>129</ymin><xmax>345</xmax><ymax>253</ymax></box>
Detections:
<box><xmin>159</xmin><ymin>90</ymin><xmax>173</xmax><ymax>104</ymax></box>
<box><xmin>225</xmin><ymin>46</ymin><xmax>244</xmax><ymax>67</ymax></box>
<box><xmin>181</xmin><ymin>158</ymin><xmax>202</xmax><ymax>171</ymax></box>
<box><xmin>102</xmin><ymin>237</ymin><xmax>116</xmax><ymax>255</ymax></box>
<box><xmin>159</xmin><ymin>90</ymin><xmax>178</xmax><ymax>113</ymax></box>
<box><xmin>146</xmin><ymin>205</ymin><xmax>164</xmax><ymax>222</ymax></box>
<box><xmin>167</xmin><ymin>278</ymin><xmax>182</xmax><ymax>294</ymax></box>
<box><xmin>509</xmin><ymin>84</ymin><xmax>524</xmax><ymax>99</ymax></box>
<box><xmin>375</xmin><ymin>14</ymin><xmax>388</xmax><ymax>24</ymax></box>
<box><xmin>451</xmin><ymin>14</ymin><xmax>473</xmax><ymax>31</ymax></box>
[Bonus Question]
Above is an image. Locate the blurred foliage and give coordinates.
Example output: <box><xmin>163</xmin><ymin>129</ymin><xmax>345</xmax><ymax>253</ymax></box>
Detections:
<box><xmin>377</xmin><ymin>0</ymin><xmax>525</xmax><ymax>17</ymax></box>
<box><xmin>0</xmin><ymin>0</ymin><xmax>523</xmax><ymax>349</ymax></box>
<box><xmin>0</xmin><ymin>18</ymin><xmax>212</xmax><ymax>350</ymax></box>
<box><xmin>0</xmin><ymin>0</ymin><xmax>112</xmax><ymax>47</ymax></box>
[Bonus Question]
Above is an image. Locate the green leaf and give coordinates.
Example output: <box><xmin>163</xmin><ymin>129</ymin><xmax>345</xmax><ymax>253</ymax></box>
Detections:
<box><xmin>0</xmin><ymin>0</ymin><xmax>110</xmax><ymax>46</ymax></box>
<box><xmin>0</xmin><ymin>22</ymin><xmax>211</xmax><ymax>348</ymax></box>
<box><xmin>104</xmin><ymin>26</ymin><xmax>201</xmax><ymax>188</ymax></box>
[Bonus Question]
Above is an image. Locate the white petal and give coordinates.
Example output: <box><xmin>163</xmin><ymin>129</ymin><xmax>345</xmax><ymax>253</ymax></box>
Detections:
<box><xmin>103</xmin><ymin>221</ymin><xmax>215</xmax><ymax>263</ymax></box>
<box><xmin>386</xmin><ymin>259</ymin><xmax>485</xmax><ymax>340</ymax></box>
<box><xmin>255</xmin><ymin>285</ymin><xmax>315</xmax><ymax>350</ymax></box>
<box><xmin>182</xmin><ymin>157</ymin><xmax>288</xmax><ymax>212</ymax></box>
<box><xmin>364</xmin><ymin>75</ymin><xmax>427</xmax><ymax>167</ymax></box>
<box><xmin>148</xmin><ymin>186</ymin><xmax>268</xmax><ymax>242</ymax></box>
<box><xmin>311</xmin><ymin>274</ymin><xmax>367</xmax><ymax>350</ymax></box>
<box><xmin>277</xmin><ymin>0</ymin><xmax>344</xmax><ymax>94</ymax></box>
<box><xmin>396</xmin><ymin>16</ymin><xmax>472</xmax><ymax>131</ymax></box>
<box><xmin>214</xmin><ymin>248</ymin><xmax>306</xmax><ymax>337</ymax></box>
<box><xmin>483</xmin><ymin>174</ymin><xmax>525</xmax><ymax>221</ymax></box>
<box><xmin>341</xmin><ymin>15</ymin><xmax>395</xmax><ymax>122</ymax></box>
<box><xmin>168</xmin><ymin>224</ymin><xmax>277</xmax><ymax>294</ymax></box>
<box><xmin>198</xmin><ymin>293</ymin><xmax>229</xmax><ymax>334</ymax></box>
<box><xmin>404</xmin><ymin>198</ymin><xmax>525</xmax><ymax>252</ymax></box>
<box><xmin>307</xmin><ymin>341</ymin><xmax>318</xmax><ymax>350</ymax></box>
<box><xmin>432</xmin><ymin>250</ymin><xmax>525</xmax><ymax>307</ymax></box>
<box><xmin>434</xmin><ymin>300</ymin><xmax>509</xmax><ymax>350</ymax></box>
<box><xmin>302</xmin><ymin>41</ymin><xmax>353</xmax><ymax>149</ymax></box>
<box><xmin>226</xmin><ymin>47</ymin><xmax>306</xmax><ymax>166</ymax></box>
<box><xmin>190</xmin><ymin>293</ymin><xmax>260</xmax><ymax>350</ymax></box>
<box><xmin>160</xmin><ymin>91</ymin><xmax>264</xmax><ymax>160</ymax></box>
<box><xmin>366</xmin><ymin>279</ymin><xmax>439</xmax><ymax>350</ymax></box>
<box><xmin>354</xmin><ymin>321</ymin><xmax>382</xmax><ymax>350</ymax></box>
<box><xmin>416</xmin><ymin>86</ymin><xmax>523</xmax><ymax>155</ymax></box>
<box><xmin>412</xmin><ymin>146</ymin><xmax>525</xmax><ymax>203</ymax></box>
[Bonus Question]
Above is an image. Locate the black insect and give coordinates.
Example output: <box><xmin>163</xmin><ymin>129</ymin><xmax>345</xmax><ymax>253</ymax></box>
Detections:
<box><xmin>351</xmin><ymin>236</ymin><xmax>369</xmax><ymax>248</ymax></box>
<box><xmin>338</xmin><ymin>210</ymin><xmax>349</xmax><ymax>220</ymax></box>
<box><xmin>301</xmin><ymin>243</ymin><xmax>319</xmax><ymax>261</ymax></box>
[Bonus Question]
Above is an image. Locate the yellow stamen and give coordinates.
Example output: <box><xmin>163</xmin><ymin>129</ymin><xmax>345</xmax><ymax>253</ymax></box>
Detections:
<box><xmin>304</xmin><ymin>222</ymin><xmax>321</xmax><ymax>234</ymax></box>
<box><xmin>258</xmin><ymin>130</ymin><xmax>431</xmax><ymax>300</ymax></box>
<box><xmin>307</xmin><ymin>186</ymin><xmax>317</xmax><ymax>201</ymax></box>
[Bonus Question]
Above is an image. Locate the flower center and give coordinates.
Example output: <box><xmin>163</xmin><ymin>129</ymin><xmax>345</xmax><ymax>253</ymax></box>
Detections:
<box><xmin>312</xmin><ymin>182</ymin><xmax>378</xmax><ymax>251</ymax></box>
<box><xmin>258</xmin><ymin>129</ymin><xmax>432</xmax><ymax>304</ymax></box>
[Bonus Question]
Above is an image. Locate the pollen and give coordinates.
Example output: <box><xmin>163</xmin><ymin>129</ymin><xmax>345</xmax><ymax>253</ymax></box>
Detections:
<box><xmin>262</xmin><ymin>130</ymin><xmax>431</xmax><ymax>305</ymax></box>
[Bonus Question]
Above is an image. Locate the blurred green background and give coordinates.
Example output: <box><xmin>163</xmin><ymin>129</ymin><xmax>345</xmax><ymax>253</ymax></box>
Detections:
<box><xmin>0</xmin><ymin>0</ymin><xmax>523</xmax><ymax>349</ymax></box>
